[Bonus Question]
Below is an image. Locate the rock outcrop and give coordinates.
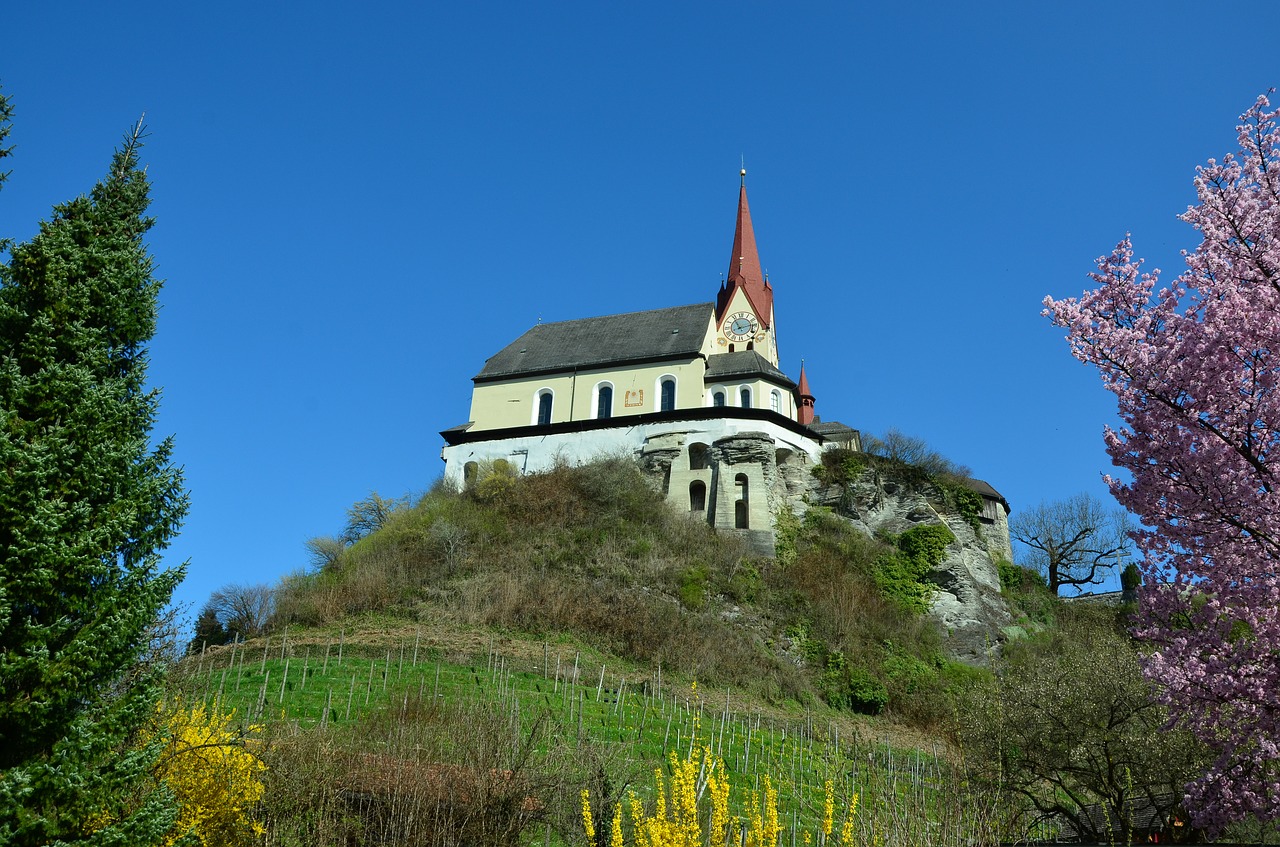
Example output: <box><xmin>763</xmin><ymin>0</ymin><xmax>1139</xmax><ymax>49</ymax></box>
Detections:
<box><xmin>637</xmin><ymin>430</ymin><xmax>1013</xmax><ymax>665</ymax></box>
<box><xmin>808</xmin><ymin>465</ymin><xmax>1012</xmax><ymax>665</ymax></box>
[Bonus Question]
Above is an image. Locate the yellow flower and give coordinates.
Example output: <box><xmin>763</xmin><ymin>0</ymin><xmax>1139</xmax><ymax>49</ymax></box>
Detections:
<box><xmin>148</xmin><ymin>697</ymin><xmax>266</xmax><ymax>847</ymax></box>
<box><xmin>823</xmin><ymin>779</ymin><xmax>834</xmax><ymax>837</ymax></box>
<box><xmin>840</xmin><ymin>792</ymin><xmax>858</xmax><ymax>845</ymax></box>
<box><xmin>582</xmin><ymin>788</ymin><xmax>596</xmax><ymax>842</ymax></box>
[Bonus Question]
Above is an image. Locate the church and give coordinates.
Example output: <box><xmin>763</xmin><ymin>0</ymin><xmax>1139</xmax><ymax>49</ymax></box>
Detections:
<box><xmin>440</xmin><ymin>172</ymin><xmax>862</xmax><ymax>552</ymax></box>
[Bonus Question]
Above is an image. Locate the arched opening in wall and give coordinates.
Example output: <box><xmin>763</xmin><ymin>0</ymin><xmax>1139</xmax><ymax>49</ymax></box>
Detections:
<box><xmin>660</xmin><ymin>378</ymin><xmax>676</xmax><ymax>412</ymax></box>
<box><xmin>746</xmin><ymin>341</ymin><xmax>754</xmax><ymax>351</ymax></box>
<box><xmin>596</xmin><ymin>384</ymin><xmax>613</xmax><ymax>419</ymax></box>
<box><xmin>734</xmin><ymin>473</ymin><xmax>749</xmax><ymax>529</ymax></box>
<box><xmin>689</xmin><ymin>442</ymin><xmax>709</xmax><ymax>471</ymax></box>
<box><xmin>689</xmin><ymin>481</ymin><xmax>706</xmax><ymax>512</ymax></box>
<box><xmin>713</xmin><ymin>390</ymin><xmax>726</xmax><ymax>407</ymax></box>
<box><xmin>463</xmin><ymin>461</ymin><xmax>479</xmax><ymax>487</ymax></box>
<box><xmin>728</xmin><ymin>344</ymin><xmax>735</xmax><ymax>352</ymax></box>
<box><xmin>740</xmin><ymin>387</ymin><xmax>751</xmax><ymax>408</ymax></box>
<box><xmin>770</xmin><ymin>389</ymin><xmax>781</xmax><ymax>413</ymax></box>
<box><xmin>536</xmin><ymin>391</ymin><xmax>553</xmax><ymax>426</ymax></box>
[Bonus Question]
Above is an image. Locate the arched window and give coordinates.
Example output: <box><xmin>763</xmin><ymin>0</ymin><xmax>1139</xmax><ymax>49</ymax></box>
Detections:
<box><xmin>689</xmin><ymin>481</ymin><xmax>706</xmax><ymax>512</ymax></box>
<box><xmin>595</xmin><ymin>383</ymin><xmax>613</xmax><ymax>419</ymax></box>
<box><xmin>689</xmin><ymin>443</ymin><xmax>709</xmax><ymax>471</ymax></box>
<box><xmin>536</xmin><ymin>390</ymin><xmax>553</xmax><ymax>426</ymax></box>
<box><xmin>770</xmin><ymin>389</ymin><xmax>781</xmax><ymax>413</ymax></box>
<box><xmin>713</xmin><ymin>390</ymin><xmax>726</xmax><ymax>407</ymax></box>
<box><xmin>746</xmin><ymin>341</ymin><xmax>754</xmax><ymax>351</ymax></box>
<box><xmin>740</xmin><ymin>387</ymin><xmax>751</xmax><ymax>408</ymax></box>
<box><xmin>463</xmin><ymin>461</ymin><xmax>479</xmax><ymax>487</ymax></box>
<box><xmin>734</xmin><ymin>473</ymin><xmax>749</xmax><ymax>529</ymax></box>
<box><xmin>660</xmin><ymin>378</ymin><xmax>676</xmax><ymax>412</ymax></box>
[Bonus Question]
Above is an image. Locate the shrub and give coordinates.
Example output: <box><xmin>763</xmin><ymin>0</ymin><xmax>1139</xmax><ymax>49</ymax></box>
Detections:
<box><xmin>678</xmin><ymin>566</ymin><xmax>709</xmax><ymax>610</ymax></box>
<box><xmin>811</xmin><ymin>447</ymin><xmax>865</xmax><ymax>487</ymax></box>
<box><xmin>819</xmin><ymin>653</ymin><xmax>889</xmax><ymax>715</ymax></box>
<box><xmin>141</xmin><ymin>697</ymin><xmax>265</xmax><ymax>847</ymax></box>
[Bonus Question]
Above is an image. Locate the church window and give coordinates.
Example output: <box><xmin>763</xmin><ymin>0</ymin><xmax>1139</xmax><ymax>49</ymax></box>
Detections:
<box><xmin>770</xmin><ymin>390</ymin><xmax>781</xmax><ymax>413</ymax></box>
<box><xmin>746</xmin><ymin>341</ymin><xmax>754</xmax><ymax>351</ymax></box>
<box><xmin>713</xmin><ymin>390</ymin><xmax>725</xmax><ymax>407</ymax></box>
<box><xmin>689</xmin><ymin>481</ymin><xmax>706</xmax><ymax>512</ymax></box>
<box><xmin>463</xmin><ymin>461</ymin><xmax>478</xmax><ymax>487</ymax></box>
<box><xmin>740</xmin><ymin>387</ymin><xmax>751</xmax><ymax>408</ymax></box>
<box><xmin>660</xmin><ymin>378</ymin><xmax>676</xmax><ymax>412</ymax></box>
<box><xmin>734</xmin><ymin>473</ymin><xmax>749</xmax><ymax>529</ymax></box>
<box><xmin>536</xmin><ymin>390</ymin><xmax>553</xmax><ymax>426</ymax></box>
<box><xmin>689</xmin><ymin>443</ymin><xmax>709</xmax><ymax>471</ymax></box>
<box><xmin>595</xmin><ymin>383</ymin><xmax>613</xmax><ymax>419</ymax></box>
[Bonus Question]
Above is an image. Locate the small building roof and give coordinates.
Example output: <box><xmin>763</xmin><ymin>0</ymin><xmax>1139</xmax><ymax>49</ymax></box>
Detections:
<box><xmin>806</xmin><ymin>420</ymin><xmax>861</xmax><ymax>445</ymax></box>
<box><xmin>474</xmin><ymin>302</ymin><xmax>713</xmax><ymax>382</ymax></box>
<box><xmin>703</xmin><ymin>350</ymin><xmax>794</xmax><ymax>387</ymax></box>
<box><xmin>966</xmin><ymin>477</ymin><xmax>1010</xmax><ymax>512</ymax></box>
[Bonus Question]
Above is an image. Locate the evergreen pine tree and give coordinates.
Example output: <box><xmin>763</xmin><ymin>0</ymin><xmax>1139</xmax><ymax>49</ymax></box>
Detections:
<box><xmin>0</xmin><ymin>110</ymin><xmax>189</xmax><ymax>845</ymax></box>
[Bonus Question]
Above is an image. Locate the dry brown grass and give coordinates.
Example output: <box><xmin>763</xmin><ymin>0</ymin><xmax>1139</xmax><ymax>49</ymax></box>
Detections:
<box><xmin>259</xmin><ymin>694</ymin><xmax>587</xmax><ymax>847</ymax></box>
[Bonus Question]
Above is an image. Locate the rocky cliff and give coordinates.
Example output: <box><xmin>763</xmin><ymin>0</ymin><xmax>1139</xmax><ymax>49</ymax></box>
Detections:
<box><xmin>802</xmin><ymin>461</ymin><xmax>1013</xmax><ymax>665</ymax></box>
<box><xmin>637</xmin><ymin>430</ymin><xmax>1014</xmax><ymax>666</ymax></box>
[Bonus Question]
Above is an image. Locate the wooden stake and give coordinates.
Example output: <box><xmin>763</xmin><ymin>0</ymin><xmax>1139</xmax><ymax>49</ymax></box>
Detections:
<box><xmin>278</xmin><ymin>657</ymin><xmax>290</xmax><ymax>704</ymax></box>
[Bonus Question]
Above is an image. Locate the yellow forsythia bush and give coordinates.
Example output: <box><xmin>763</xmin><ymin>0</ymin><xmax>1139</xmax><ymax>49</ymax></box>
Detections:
<box><xmin>147</xmin><ymin>697</ymin><xmax>266</xmax><ymax>847</ymax></box>
<box><xmin>584</xmin><ymin>745</ymin><xmax>857</xmax><ymax>847</ymax></box>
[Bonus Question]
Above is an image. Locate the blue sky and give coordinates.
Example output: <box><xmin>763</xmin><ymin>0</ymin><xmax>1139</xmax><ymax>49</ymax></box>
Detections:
<box><xmin>4</xmin><ymin>2</ymin><xmax>1278</xmax><ymax>617</ymax></box>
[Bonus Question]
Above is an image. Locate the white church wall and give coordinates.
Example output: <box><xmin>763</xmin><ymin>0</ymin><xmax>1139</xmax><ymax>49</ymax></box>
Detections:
<box><xmin>440</xmin><ymin>416</ymin><xmax>824</xmax><ymax>490</ymax></box>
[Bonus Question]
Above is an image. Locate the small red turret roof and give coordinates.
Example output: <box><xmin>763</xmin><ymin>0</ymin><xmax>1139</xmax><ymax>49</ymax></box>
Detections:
<box><xmin>716</xmin><ymin>171</ymin><xmax>774</xmax><ymax>328</ymax></box>
<box><xmin>797</xmin><ymin>362</ymin><xmax>813</xmax><ymax>398</ymax></box>
<box><xmin>796</xmin><ymin>361</ymin><xmax>815</xmax><ymax>425</ymax></box>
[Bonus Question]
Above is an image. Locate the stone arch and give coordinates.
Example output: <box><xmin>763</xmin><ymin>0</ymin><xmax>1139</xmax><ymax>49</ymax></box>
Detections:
<box><xmin>734</xmin><ymin>473</ymin><xmax>749</xmax><ymax>529</ymax></box>
<box><xmin>689</xmin><ymin>480</ymin><xmax>707</xmax><ymax>512</ymax></box>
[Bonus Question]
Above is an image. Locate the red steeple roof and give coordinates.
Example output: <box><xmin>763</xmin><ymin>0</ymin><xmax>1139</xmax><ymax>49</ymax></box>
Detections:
<box><xmin>797</xmin><ymin>361</ymin><xmax>815</xmax><ymax>425</ymax></box>
<box><xmin>716</xmin><ymin>171</ymin><xmax>774</xmax><ymax>328</ymax></box>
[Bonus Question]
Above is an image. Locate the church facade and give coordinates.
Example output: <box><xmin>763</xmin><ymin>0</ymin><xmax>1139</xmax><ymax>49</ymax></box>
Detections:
<box><xmin>440</xmin><ymin>173</ymin><xmax>859</xmax><ymax>551</ymax></box>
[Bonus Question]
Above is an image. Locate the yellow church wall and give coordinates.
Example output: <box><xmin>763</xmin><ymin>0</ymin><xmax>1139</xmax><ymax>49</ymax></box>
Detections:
<box><xmin>704</xmin><ymin>376</ymin><xmax>795</xmax><ymax>419</ymax></box>
<box><xmin>467</xmin><ymin>357</ymin><xmax>710</xmax><ymax>431</ymax></box>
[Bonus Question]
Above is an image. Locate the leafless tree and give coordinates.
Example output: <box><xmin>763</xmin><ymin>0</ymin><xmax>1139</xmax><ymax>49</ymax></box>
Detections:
<box><xmin>203</xmin><ymin>582</ymin><xmax>275</xmax><ymax>640</ymax></box>
<box><xmin>428</xmin><ymin>519</ymin><xmax>468</xmax><ymax>575</ymax></box>
<box><xmin>1010</xmin><ymin>493</ymin><xmax>1132</xmax><ymax>595</ymax></box>
<box><xmin>305</xmin><ymin>534</ymin><xmax>347</xmax><ymax>571</ymax></box>
<box><xmin>342</xmin><ymin>492</ymin><xmax>410</xmax><ymax>545</ymax></box>
<box><xmin>862</xmin><ymin>428</ymin><xmax>972</xmax><ymax>479</ymax></box>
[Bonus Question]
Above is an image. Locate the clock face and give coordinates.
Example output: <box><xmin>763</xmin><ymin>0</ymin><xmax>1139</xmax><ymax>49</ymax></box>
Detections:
<box><xmin>725</xmin><ymin>312</ymin><xmax>758</xmax><ymax>342</ymax></box>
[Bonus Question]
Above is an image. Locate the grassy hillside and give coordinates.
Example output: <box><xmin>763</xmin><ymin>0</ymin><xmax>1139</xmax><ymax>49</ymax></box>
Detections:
<box><xmin>261</xmin><ymin>458</ymin><xmax>980</xmax><ymax>724</ymax></box>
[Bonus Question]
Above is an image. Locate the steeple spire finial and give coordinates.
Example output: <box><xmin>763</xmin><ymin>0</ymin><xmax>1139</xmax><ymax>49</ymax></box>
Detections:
<box><xmin>716</xmin><ymin>168</ymin><xmax>772</xmax><ymax>327</ymax></box>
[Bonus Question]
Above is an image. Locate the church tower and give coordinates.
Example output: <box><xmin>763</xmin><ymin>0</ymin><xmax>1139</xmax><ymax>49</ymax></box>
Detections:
<box><xmin>715</xmin><ymin>170</ymin><xmax>779</xmax><ymax>366</ymax></box>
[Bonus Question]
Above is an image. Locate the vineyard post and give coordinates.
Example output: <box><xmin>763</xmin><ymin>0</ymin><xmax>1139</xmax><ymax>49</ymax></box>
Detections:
<box><xmin>278</xmin><ymin>657</ymin><xmax>290</xmax><ymax>704</ymax></box>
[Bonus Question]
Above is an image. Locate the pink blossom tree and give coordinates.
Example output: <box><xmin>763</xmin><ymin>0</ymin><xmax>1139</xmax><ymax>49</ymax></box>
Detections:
<box><xmin>1044</xmin><ymin>92</ymin><xmax>1280</xmax><ymax>834</ymax></box>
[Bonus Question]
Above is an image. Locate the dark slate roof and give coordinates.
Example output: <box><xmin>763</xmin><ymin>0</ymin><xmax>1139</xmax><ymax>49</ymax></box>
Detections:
<box><xmin>703</xmin><ymin>351</ymin><xmax>795</xmax><ymax>388</ymax></box>
<box><xmin>966</xmin><ymin>477</ymin><xmax>1009</xmax><ymax>508</ymax></box>
<box><xmin>807</xmin><ymin>420</ymin><xmax>861</xmax><ymax>443</ymax></box>
<box><xmin>474</xmin><ymin>303</ymin><xmax>713</xmax><ymax>382</ymax></box>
